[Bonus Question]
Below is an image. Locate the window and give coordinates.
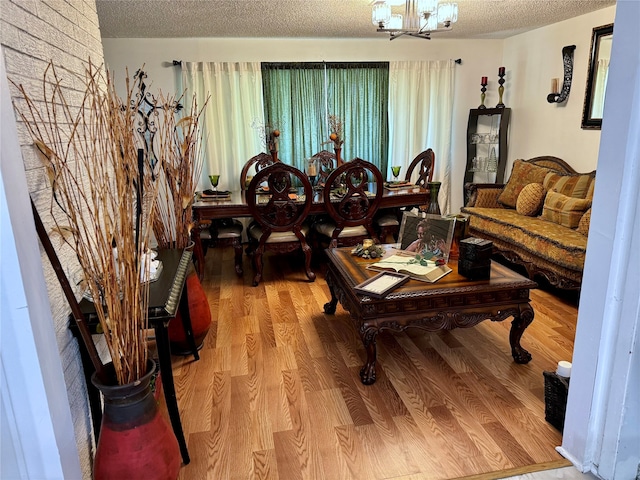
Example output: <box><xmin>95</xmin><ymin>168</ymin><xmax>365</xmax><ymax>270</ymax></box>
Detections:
<box><xmin>261</xmin><ymin>62</ymin><xmax>389</xmax><ymax>173</ymax></box>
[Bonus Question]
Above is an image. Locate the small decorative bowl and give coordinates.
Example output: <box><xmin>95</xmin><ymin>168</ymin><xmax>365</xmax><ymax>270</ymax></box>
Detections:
<box><xmin>351</xmin><ymin>241</ymin><xmax>385</xmax><ymax>259</ymax></box>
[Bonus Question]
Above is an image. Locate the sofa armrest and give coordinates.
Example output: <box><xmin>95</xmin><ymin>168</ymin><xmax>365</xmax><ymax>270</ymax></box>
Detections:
<box><xmin>464</xmin><ymin>183</ymin><xmax>506</xmax><ymax>208</ymax></box>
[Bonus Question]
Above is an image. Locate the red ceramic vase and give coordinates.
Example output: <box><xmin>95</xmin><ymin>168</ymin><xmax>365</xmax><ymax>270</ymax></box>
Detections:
<box><xmin>92</xmin><ymin>360</ymin><xmax>180</xmax><ymax>480</ymax></box>
<box><xmin>167</xmin><ymin>271</ymin><xmax>212</xmax><ymax>354</ymax></box>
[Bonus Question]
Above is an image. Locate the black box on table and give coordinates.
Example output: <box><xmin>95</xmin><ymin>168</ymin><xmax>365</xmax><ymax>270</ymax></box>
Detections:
<box><xmin>458</xmin><ymin>259</ymin><xmax>491</xmax><ymax>280</ymax></box>
<box><xmin>458</xmin><ymin>237</ymin><xmax>493</xmax><ymax>262</ymax></box>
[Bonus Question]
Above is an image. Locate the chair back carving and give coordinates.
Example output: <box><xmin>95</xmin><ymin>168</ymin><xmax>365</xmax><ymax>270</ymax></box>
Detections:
<box><xmin>247</xmin><ymin>163</ymin><xmax>312</xmax><ymax>241</ymax></box>
<box><xmin>323</xmin><ymin>158</ymin><xmax>384</xmax><ymax>246</ymax></box>
<box><xmin>246</xmin><ymin>163</ymin><xmax>315</xmax><ymax>286</ymax></box>
<box><xmin>405</xmin><ymin>148</ymin><xmax>435</xmax><ymax>188</ymax></box>
<box><xmin>240</xmin><ymin>152</ymin><xmax>276</xmax><ymax>191</ymax></box>
<box><xmin>311</xmin><ymin>150</ymin><xmax>337</xmax><ymax>187</ymax></box>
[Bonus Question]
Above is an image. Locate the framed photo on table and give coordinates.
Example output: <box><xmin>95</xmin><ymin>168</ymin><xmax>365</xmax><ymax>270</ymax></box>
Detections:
<box><xmin>354</xmin><ymin>271</ymin><xmax>410</xmax><ymax>298</ymax></box>
<box><xmin>397</xmin><ymin>212</ymin><xmax>456</xmax><ymax>264</ymax></box>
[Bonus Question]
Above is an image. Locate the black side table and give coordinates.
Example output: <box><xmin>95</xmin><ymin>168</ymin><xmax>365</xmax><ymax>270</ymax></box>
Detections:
<box><xmin>70</xmin><ymin>248</ymin><xmax>197</xmax><ymax>465</ymax></box>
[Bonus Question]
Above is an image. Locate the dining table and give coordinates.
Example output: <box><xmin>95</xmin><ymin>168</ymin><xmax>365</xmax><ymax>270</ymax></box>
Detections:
<box><xmin>191</xmin><ymin>183</ymin><xmax>430</xmax><ymax>278</ymax></box>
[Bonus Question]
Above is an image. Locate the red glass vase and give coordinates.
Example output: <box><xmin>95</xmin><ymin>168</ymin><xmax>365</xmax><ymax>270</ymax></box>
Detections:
<box><xmin>168</xmin><ymin>271</ymin><xmax>211</xmax><ymax>354</ymax></box>
<box><xmin>92</xmin><ymin>360</ymin><xmax>180</xmax><ymax>480</ymax></box>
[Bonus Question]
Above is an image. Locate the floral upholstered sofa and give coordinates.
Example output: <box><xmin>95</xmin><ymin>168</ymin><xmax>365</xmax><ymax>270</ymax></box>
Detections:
<box><xmin>461</xmin><ymin>156</ymin><xmax>595</xmax><ymax>290</ymax></box>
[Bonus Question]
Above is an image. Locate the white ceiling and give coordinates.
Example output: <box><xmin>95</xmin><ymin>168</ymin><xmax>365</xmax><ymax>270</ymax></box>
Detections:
<box><xmin>96</xmin><ymin>0</ymin><xmax>615</xmax><ymax>40</ymax></box>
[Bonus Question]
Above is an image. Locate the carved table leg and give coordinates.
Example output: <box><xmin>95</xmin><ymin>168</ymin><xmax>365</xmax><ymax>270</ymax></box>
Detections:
<box><xmin>509</xmin><ymin>303</ymin><xmax>534</xmax><ymax>364</ymax></box>
<box><xmin>359</xmin><ymin>325</ymin><xmax>378</xmax><ymax>385</ymax></box>
<box><xmin>323</xmin><ymin>273</ymin><xmax>338</xmax><ymax>314</ymax></box>
<box><xmin>232</xmin><ymin>237</ymin><xmax>243</xmax><ymax>276</ymax></box>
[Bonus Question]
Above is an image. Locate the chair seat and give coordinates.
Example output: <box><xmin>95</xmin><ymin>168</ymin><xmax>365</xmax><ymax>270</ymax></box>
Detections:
<box><xmin>314</xmin><ymin>220</ymin><xmax>367</xmax><ymax>238</ymax></box>
<box><xmin>213</xmin><ymin>222</ymin><xmax>243</xmax><ymax>239</ymax></box>
<box><xmin>248</xmin><ymin>222</ymin><xmax>310</xmax><ymax>243</ymax></box>
<box><xmin>375</xmin><ymin>214</ymin><xmax>400</xmax><ymax>227</ymax></box>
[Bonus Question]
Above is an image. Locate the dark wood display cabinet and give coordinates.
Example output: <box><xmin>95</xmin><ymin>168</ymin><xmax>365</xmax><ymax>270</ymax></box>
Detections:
<box><xmin>464</xmin><ymin>107</ymin><xmax>511</xmax><ymax>205</ymax></box>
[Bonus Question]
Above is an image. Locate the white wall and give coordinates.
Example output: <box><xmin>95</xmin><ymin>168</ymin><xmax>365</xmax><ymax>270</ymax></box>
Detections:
<box><xmin>503</xmin><ymin>7</ymin><xmax>616</xmax><ymax>175</ymax></box>
<box><xmin>103</xmin><ymin>37</ymin><xmax>503</xmax><ymax>213</ymax></box>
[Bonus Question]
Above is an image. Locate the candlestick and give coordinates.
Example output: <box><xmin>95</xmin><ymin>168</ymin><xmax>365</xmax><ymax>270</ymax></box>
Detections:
<box><xmin>479</xmin><ymin>77</ymin><xmax>488</xmax><ymax>109</ymax></box>
<box><xmin>496</xmin><ymin>68</ymin><xmax>506</xmax><ymax>108</ymax></box>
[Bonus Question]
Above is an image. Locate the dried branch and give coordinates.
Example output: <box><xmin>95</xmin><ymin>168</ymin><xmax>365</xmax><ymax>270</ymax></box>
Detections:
<box><xmin>13</xmin><ymin>61</ymin><xmax>159</xmax><ymax>385</ymax></box>
<box><xmin>147</xmin><ymin>92</ymin><xmax>207</xmax><ymax>249</ymax></box>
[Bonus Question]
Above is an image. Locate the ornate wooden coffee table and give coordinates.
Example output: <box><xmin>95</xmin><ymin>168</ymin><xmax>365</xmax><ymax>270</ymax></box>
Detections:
<box><xmin>323</xmin><ymin>246</ymin><xmax>537</xmax><ymax>385</ymax></box>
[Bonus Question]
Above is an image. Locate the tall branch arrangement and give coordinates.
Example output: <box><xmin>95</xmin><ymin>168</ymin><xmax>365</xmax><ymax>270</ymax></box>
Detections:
<box><xmin>148</xmin><ymin>93</ymin><xmax>206</xmax><ymax>249</ymax></box>
<box><xmin>13</xmin><ymin>61</ymin><xmax>159</xmax><ymax>385</ymax></box>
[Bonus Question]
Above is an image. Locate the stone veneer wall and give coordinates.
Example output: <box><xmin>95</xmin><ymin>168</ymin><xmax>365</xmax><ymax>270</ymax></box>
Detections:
<box><xmin>1</xmin><ymin>1</ymin><xmax>105</xmax><ymax>477</ymax></box>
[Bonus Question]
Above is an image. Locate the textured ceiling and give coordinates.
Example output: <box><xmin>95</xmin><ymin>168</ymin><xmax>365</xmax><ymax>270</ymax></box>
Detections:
<box><xmin>96</xmin><ymin>0</ymin><xmax>615</xmax><ymax>40</ymax></box>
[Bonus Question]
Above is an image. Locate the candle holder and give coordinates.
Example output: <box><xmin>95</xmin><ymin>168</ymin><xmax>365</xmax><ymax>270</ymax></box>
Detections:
<box><xmin>479</xmin><ymin>77</ymin><xmax>488</xmax><ymax>109</ymax></box>
<box><xmin>306</xmin><ymin>157</ymin><xmax>317</xmax><ymax>186</ymax></box>
<box><xmin>547</xmin><ymin>45</ymin><xmax>576</xmax><ymax>104</ymax></box>
<box><xmin>496</xmin><ymin>67</ymin><xmax>506</xmax><ymax>108</ymax></box>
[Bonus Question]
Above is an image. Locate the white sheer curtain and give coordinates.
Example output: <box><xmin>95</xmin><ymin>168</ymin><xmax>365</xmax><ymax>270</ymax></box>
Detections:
<box><xmin>388</xmin><ymin>60</ymin><xmax>456</xmax><ymax>214</ymax></box>
<box><xmin>180</xmin><ymin>62</ymin><xmax>265</xmax><ymax>192</ymax></box>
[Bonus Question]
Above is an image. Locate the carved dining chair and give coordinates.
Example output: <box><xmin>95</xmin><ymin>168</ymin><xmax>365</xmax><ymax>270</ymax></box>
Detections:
<box><xmin>203</xmin><ymin>152</ymin><xmax>279</xmax><ymax>276</ymax></box>
<box><xmin>312</xmin><ymin>157</ymin><xmax>384</xmax><ymax>248</ymax></box>
<box><xmin>240</xmin><ymin>152</ymin><xmax>277</xmax><ymax>191</ymax></box>
<box><xmin>245</xmin><ymin>163</ymin><xmax>315</xmax><ymax>286</ymax></box>
<box><xmin>406</xmin><ymin>148</ymin><xmax>435</xmax><ymax>189</ymax></box>
<box><xmin>375</xmin><ymin>148</ymin><xmax>435</xmax><ymax>242</ymax></box>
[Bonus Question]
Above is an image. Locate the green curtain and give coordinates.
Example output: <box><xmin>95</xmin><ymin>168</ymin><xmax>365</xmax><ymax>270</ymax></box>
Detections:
<box><xmin>261</xmin><ymin>63</ymin><xmax>326</xmax><ymax>171</ymax></box>
<box><xmin>326</xmin><ymin>63</ymin><xmax>389</xmax><ymax>173</ymax></box>
<box><xmin>261</xmin><ymin>62</ymin><xmax>389</xmax><ymax>173</ymax></box>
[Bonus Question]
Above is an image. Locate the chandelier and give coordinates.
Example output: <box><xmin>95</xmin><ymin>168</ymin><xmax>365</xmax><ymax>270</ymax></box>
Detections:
<box><xmin>372</xmin><ymin>0</ymin><xmax>458</xmax><ymax>40</ymax></box>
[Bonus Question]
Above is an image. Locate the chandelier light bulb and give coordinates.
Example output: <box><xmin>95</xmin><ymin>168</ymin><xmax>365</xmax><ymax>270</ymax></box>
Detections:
<box><xmin>388</xmin><ymin>14</ymin><xmax>403</xmax><ymax>31</ymax></box>
<box><xmin>372</xmin><ymin>1</ymin><xmax>391</xmax><ymax>27</ymax></box>
<box><xmin>438</xmin><ymin>3</ymin><xmax>458</xmax><ymax>26</ymax></box>
<box><xmin>421</xmin><ymin>13</ymin><xmax>438</xmax><ymax>32</ymax></box>
<box><xmin>417</xmin><ymin>0</ymin><xmax>438</xmax><ymax>16</ymax></box>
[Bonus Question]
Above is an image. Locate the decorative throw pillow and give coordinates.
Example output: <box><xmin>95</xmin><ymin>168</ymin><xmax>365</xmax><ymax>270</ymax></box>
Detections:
<box><xmin>498</xmin><ymin>160</ymin><xmax>552</xmax><ymax>208</ymax></box>
<box><xmin>541</xmin><ymin>190</ymin><xmax>592</xmax><ymax>228</ymax></box>
<box><xmin>543</xmin><ymin>171</ymin><xmax>596</xmax><ymax>200</ymax></box>
<box><xmin>577</xmin><ymin>208</ymin><xmax>592</xmax><ymax>236</ymax></box>
<box><xmin>516</xmin><ymin>183</ymin><xmax>546</xmax><ymax>216</ymax></box>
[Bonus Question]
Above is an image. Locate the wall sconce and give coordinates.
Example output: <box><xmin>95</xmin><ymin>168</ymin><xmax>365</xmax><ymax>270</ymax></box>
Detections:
<box><xmin>547</xmin><ymin>45</ymin><xmax>576</xmax><ymax>103</ymax></box>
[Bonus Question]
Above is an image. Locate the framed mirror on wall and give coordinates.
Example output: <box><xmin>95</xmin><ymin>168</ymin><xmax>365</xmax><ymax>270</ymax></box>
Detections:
<box><xmin>581</xmin><ymin>23</ymin><xmax>613</xmax><ymax>129</ymax></box>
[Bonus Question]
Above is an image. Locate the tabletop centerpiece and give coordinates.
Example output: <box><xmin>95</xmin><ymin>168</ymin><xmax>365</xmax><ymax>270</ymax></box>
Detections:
<box><xmin>325</xmin><ymin>114</ymin><xmax>344</xmax><ymax>165</ymax></box>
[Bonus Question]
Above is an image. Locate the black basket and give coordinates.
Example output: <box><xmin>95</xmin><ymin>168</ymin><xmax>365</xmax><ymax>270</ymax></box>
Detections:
<box><xmin>543</xmin><ymin>371</ymin><xmax>570</xmax><ymax>432</ymax></box>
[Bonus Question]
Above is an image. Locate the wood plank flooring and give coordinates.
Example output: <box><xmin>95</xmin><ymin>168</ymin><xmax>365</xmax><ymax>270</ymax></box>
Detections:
<box><xmin>171</xmin><ymin>248</ymin><xmax>578</xmax><ymax>480</ymax></box>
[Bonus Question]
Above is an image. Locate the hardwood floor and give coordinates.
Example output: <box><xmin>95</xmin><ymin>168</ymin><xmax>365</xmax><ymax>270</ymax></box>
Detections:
<box><xmin>171</xmin><ymin>247</ymin><xmax>578</xmax><ymax>480</ymax></box>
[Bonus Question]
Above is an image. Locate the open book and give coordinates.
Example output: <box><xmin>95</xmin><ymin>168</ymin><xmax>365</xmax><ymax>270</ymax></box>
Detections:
<box><xmin>368</xmin><ymin>253</ymin><xmax>452</xmax><ymax>283</ymax></box>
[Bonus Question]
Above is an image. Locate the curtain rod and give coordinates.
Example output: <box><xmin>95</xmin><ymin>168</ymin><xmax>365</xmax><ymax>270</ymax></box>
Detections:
<box><xmin>170</xmin><ymin>59</ymin><xmax>461</xmax><ymax>66</ymax></box>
